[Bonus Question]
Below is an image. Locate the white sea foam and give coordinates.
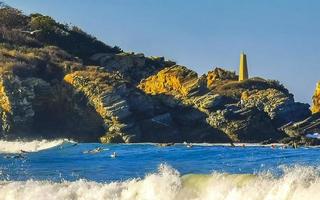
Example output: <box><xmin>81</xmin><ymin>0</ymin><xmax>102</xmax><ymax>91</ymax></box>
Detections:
<box><xmin>0</xmin><ymin>139</ymin><xmax>74</xmax><ymax>154</ymax></box>
<box><xmin>0</xmin><ymin>165</ymin><xmax>319</xmax><ymax>200</ymax></box>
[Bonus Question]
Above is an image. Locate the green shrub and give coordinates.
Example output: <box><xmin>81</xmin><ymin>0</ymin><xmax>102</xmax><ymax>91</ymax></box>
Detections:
<box><xmin>30</xmin><ymin>15</ymin><xmax>56</xmax><ymax>31</ymax></box>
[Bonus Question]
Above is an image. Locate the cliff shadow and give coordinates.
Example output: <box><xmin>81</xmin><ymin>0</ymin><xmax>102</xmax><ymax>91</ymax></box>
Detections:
<box><xmin>29</xmin><ymin>81</ymin><xmax>106</xmax><ymax>142</ymax></box>
<box><xmin>127</xmin><ymin>90</ymin><xmax>233</xmax><ymax>143</ymax></box>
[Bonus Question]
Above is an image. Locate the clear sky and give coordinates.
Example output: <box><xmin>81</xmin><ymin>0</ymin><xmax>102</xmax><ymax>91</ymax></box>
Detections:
<box><xmin>6</xmin><ymin>0</ymin><xmax>320</xmax><ymax>104</ymax></box>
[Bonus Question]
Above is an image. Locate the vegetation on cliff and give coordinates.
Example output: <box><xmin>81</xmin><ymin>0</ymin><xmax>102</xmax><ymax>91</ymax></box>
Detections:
<box><xmin>0</xmin><ymin>5</ymin><xmax>316</xmax><ymax>144</ymax></box>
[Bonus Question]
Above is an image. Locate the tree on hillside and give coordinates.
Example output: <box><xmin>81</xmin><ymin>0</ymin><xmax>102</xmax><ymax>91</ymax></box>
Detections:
<box><xmin>30</xmin><ymin>15</ymin><xmax>56</xmax><ymax>32</ymax></box>
<box><xmin>0</xmin><ymin>7</ymin><xmax>28</xmax><ymax>28</ymax></box>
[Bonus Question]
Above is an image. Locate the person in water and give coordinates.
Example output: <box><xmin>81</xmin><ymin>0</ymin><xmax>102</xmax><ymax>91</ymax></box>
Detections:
<box><xmin>292</xmin><ymin>142</ymin><xmax>298</xmax><ymax>149</ymax></box>
<box><xmin>186</xmin><ymin>143</ymin><xmax>193</xmax><ymax>148</ymax></box>
<box><xmin>110</xmin><ymin>152</ymin><xmax>117</xmax><ymax>158</ymax></box>
<box><xmin>20</xmin><ymin>150</ymin><xmax>29</xmax><ymax>154</ymax></box>
<box><xmin>83</xmin><ymin>147</ymin><xmax>104</xmax><ymax>154</ymax></box>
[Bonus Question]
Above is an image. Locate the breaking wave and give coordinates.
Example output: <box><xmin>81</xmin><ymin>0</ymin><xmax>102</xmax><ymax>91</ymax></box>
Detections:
<box><xmin>0</xmin><ymin>139</ymin><xmax>74</xmax><ymax>154</ymax></box>
<box><xmin>0</xmin><ymin>165</ymin><xmax>320</xmax><ymax>200</ymax></box>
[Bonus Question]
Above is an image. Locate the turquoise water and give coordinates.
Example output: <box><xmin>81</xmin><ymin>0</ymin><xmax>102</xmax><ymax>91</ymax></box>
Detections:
<box><xmin>1</xmin><ymin>140</ymin><xmax>320</xmax><ymax>199</ymax></box>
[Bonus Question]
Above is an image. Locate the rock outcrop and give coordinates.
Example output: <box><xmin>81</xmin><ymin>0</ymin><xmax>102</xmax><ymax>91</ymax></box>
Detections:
<box><xmin>63</xmin><ymin>68</ymin><xmax>230</xmax><ymax>143</ymax></box>
<box><xmin>207</xmin><ymin>106</ymin><xmax>281</xmax><ymax>142</ymax></box>
<box><xmin>280</xmin><ymin>82</ymin><xmax>320</xmax><ymax>143</ymax></box>
<box><xmin>282</xmin><ymin>113</ymin><xmax>320</xmax><ymax>137</ymax></box>
<box><xmin>138</xmin><ymin>66</ymin><xmax>308</xmax><ymax>143</ymax></box>
<box><xmin>206</xmin><ymin>68</ymin><xmax>238</xmax><ymax>87</ymax></box>
<box><xmin>90</xmin><ymin>53</ymin><xmax>175</xmax><ymax>83</ymax></box>
<box><xmin>0</xmin><ymin>6</ymin><xmax>314</xmax><ymax>144</ymax></box>
<box><xmin>138</xmin><ymin>65</ymin><xmax>204</xmax><ymax>97</ymax></box>
<box><xmin>241</xmin><ymin>88</ymin><xmax>310</xmax><ymax>127</ymax></box>
<box><xmin>64</xmin><ymin>70</ymin><xmax>140</xmax><ymax>143</ymax></box>
<box><xmin>0</xmin><ymin>73</ymin><xmax>35</xmax><ymax>136</ymax></box>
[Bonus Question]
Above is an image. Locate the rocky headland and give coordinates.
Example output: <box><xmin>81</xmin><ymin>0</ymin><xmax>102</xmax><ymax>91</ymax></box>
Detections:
<box><xmin>0</xmin><ymin>5</ymin><xmax>319</xmax><ymax>144</ymax></box>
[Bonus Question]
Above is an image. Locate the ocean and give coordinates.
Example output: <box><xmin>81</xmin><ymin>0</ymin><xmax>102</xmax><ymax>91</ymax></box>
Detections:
<box><xmin>0</xmin><ymin>140</ymin><xmax>320</xmax><ymax>200</ymax></box>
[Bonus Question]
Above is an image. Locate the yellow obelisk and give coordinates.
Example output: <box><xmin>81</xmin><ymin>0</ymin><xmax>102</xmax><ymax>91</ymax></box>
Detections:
<box><xmin>239</xmin><ymin>52</ymin><xmax>248</xmax><ymax>81</ymax></box>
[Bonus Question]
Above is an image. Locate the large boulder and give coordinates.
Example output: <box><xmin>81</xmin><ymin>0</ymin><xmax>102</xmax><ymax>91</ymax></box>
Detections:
<box><xmin>138</xmin><ymin>65</ymin><xmax>206</xmax><ymax>98</ymax></box>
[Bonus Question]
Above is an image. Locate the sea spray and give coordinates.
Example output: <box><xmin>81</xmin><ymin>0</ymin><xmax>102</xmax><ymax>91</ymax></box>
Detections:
<box><xmin>0</xmin><ymin>165</ymin><xmax>320</xmax><ymax>200</ymax></box>
<box><xmin>0</xmin><ymin>139</ymin><xmax>74</xmax><ymax>154</ymax></box>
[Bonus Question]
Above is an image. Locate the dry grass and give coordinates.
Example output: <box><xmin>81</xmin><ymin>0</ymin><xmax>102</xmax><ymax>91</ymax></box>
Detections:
<box><xmin>0</xmin><ymin>43</ymin><xmax>83</xmax><ymax>82</ymax></box>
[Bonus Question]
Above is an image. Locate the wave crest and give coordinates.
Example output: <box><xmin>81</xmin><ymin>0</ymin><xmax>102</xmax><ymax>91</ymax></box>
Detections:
<box><xmin>0</xmin><ymin>139</ymin><xmax>74</xmax><ymax>154</ymax></box>
<box><xmin>0</xmin><ymin>165</ymin><xmax>320</xmax><ymax>200</ymax></box>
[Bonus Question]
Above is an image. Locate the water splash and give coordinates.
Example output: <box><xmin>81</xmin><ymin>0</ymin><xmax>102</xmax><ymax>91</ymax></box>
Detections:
<box><xmin>0</xmin><ymin>139</ymin><xmax>74</xmax><ymax>154</ymax></box>
<box><xmin>0</xmin><ymin>165</ymin><xmax>320</xmax><ymax>200</ymax></box>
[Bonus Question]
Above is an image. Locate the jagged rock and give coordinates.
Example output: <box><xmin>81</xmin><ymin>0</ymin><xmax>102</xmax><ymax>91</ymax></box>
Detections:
<box><xmin>312</xmin><ymin>82</ymin><xmax>320</xmax><ymax>113</ymax></box>
<box><xmin>0</xmin><ymin>73</ymin><xmax>35</xmax><ymax>136</ymax></box>
<box><xmin>207</xmin><ymin>106</ymin><xmax>282</xmax><ymax>142</ymax></box>
<box><xmin>193</xmin><ymin>94</ymin><xmax>225</xmax><ymax>111</ymax></box>
<box><xmin>280</xmin><ymin>81</ymin><xmax>320</xmax><ymax>138</ymax></box>
<box><xmin>91</xmin><ymin>52</ymin><xmax>174</xmax><ymax>83</ymax></box>
<box><xmin>282</xmin><ymin>113</ymin><xmax>320</xmax><ymax>137</ymax></box>
<box><xmin>206</xmin><ymin>67</ymin><xmax>238</xmax><ymax>87</ymax></box>
<box><xmin>241</xmin><ymin>88</ymin><xmax>310</xmax><ymax>127</ymax></box>
<box><xmin>280</xmin><ymin>135</ymin><xmax>320</xmax><ymax>146</ymax></box>
<box><xmin>91</xmin><ymin>52</ymin><xmax>146</xmax><ymax>70</ymax></box>
<box><xmin>63</xmin><ymin>69</ymin><xmax>229</xmax><ymax>143</ymax></box>
<box><xmin>63</xmin><ymin>70</ymin><xmax>142</xmax><ymax>142</ymax></box>
<box><xmin>100</xmin><ymin>133</ymin><xmax>125</xmax><ymax>143</ymax></box>
<box><xmin>138</xmin><ymin>65</ymin><xmax>205</xmax><ymax>98</ymax></box>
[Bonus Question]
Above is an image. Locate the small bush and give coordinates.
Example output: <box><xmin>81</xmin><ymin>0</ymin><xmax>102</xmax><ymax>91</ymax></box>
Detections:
<box><xmin>30</xmin><ymin>15</ymin><xmax>56</xmax><ymax>32</ymax></box>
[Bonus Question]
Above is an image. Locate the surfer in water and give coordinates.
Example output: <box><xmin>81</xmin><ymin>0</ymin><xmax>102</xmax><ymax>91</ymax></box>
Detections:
<box><xmin>83</xmin><ymin>147</ymin><xmax>104</xmax><ymax>154</ymax></box>
<box><xmin>20</xmin><ymin>150</ymin><xmax>29</xmax><ymax>154</ymax></box>
<box><xmin>110</xmin><ymin>152</ymin><xmax>117</xmax><ymax>158</ymax></box>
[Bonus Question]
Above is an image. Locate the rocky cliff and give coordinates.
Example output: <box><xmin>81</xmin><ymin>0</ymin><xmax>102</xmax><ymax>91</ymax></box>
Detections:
<box><xmin>0</xmin><ymin>6</ymin><xmax>314</xmax><ymax>143</ymax></box>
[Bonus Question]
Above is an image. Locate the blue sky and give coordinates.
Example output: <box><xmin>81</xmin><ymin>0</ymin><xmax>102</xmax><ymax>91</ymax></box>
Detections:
<box><xmin>6</xmin><ymin>0</ymin><xmax>320</xmax><ymax>104</ymax></box>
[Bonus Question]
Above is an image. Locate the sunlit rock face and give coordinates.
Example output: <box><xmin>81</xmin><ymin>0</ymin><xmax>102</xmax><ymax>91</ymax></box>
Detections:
<box><xmin>312</xmin><ymin>82</ymin><xmax>320</xmax><ymax>114</ymax></box>
<box><xmin>138</xmin><ymin>65</ymin><xmax>202</xmax><ymax>98</ymax></box>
